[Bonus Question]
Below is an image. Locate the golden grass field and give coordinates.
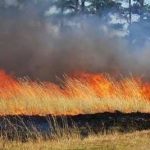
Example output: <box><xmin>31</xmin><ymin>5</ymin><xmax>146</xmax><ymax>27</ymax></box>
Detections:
<box><xmin>0</xmin><ymin>130</ymin><xmax>150</xmax><ymax>150</ymax></box>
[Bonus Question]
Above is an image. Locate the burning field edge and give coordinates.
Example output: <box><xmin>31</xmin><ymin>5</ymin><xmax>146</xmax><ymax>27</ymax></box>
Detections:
<box><xmin>1</xmin><ymin>70</ymin><xmax>150</xmax><ymax>141</ymax></box>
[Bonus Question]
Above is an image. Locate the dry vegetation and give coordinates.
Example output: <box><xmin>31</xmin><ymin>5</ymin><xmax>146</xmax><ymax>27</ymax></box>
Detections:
<box><xmin>0</xmin><ymin>130</ymin><xmax>150</xmax><ymax>150</ymax></box>
<box><xmin>1</xmin><ymin>71</ymin><xmax>150</xmax><ymax>149</ymax></box>
<box><xmin>1</xmin><ymin>71</ymin><xmax>150</xmax><ymax>115</ymax></box>
<box><xmin>0</xmin><ymin>113</ymin><xmax>149</xmax><ymax>150</ymax></box>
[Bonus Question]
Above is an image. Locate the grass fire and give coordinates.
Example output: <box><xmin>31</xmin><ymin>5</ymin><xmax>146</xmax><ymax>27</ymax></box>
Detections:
<box><xmin>1</xmin><ymin>0</ymin><xmax>150</xmax><ymax>149</ymax></box>
<box><xmin>1</xmin><ymin>69</ymin><xmax>150</xmax><ymax>116</ymax></box>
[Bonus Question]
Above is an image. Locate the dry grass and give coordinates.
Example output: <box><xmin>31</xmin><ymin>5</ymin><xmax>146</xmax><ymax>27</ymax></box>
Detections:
<box><xmin>0</xmin><ymin>71</ymin><xmax>150</xmax><ymax>149</ymax></box>
<box><xmin>1</xmin><ymin>94</ymin><xmax>150</xmax><ymax>115</ymax></box>
<box><xmin>0</xmin><ymin>73</ymin><xmax>150</xmax><ymax>115</ymax></box>
<box><xmin>0</xmin><ymin>130</ymin><xmax>150</xmax><ymax>150</ymax></box>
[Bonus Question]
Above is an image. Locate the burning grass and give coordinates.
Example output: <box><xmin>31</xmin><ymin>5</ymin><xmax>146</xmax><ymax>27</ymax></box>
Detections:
<box><xmin>0</xmin><ymin>70</ymin><xmax>150</xmax><ymax>115</ymax></box>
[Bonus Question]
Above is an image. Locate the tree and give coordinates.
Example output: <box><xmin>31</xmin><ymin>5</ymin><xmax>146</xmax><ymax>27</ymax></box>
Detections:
<box><xmin>75</xmin><ymin>0</ymin><xmax>79</xmax><ymax>13</ymax></box>
<box><xmin>81</xmin><ymin>0</ymin><xmax>86</xmax><ymax>13</ymax></box>
<box><xmin>129</xmin><ymin>0</ymin><xmax>132</xmax><ymax>24</ymax></box>
<box><xmin>87</xmin><ymin>0</ymin><xmax>120</xmax><ymax>15</ymax></box>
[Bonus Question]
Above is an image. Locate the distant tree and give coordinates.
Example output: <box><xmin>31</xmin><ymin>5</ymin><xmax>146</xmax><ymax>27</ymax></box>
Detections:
<box><xmin>137</xmin><ymin>0</ymin><xmax>144</xmax><ymax>7</ymax></box>
<box><xmin>75</xmin><ymin>0</ymin><xmax>79</xmax><ymax>13</ymax></box>
<box><xmin>129</xmin><ymin>0</ymin><xmax>132</xmax><ymax>24</ymax></box>
<box><xmin>87</xmin><ymin>0</ymin><xmax>120</xmax><ymax>15</ymax></box>
<box><xmin>128</xmin><ymin>0</ymin><xmax>150</xmax><ymax>46</ymax></box>
<box><xmin>1</xmin><ymin>0</ymin><xmax>150</xmax><ymax>46</ymax></box>
<box><xmin>81</xmin><ymin>0</ymin><xmax>86</xmax><ymax>13</ymax></box>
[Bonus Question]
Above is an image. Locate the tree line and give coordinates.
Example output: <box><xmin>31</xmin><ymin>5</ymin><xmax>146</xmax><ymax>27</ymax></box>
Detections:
<box><xmin>0</xmin><ymin>0</ymin><xmax>150</xmax><ymax>46</ymax></box>
<box><xmin>0</xmin><ymin>0</ymin><xmax>147</xmax><ymax>17</ymax></box>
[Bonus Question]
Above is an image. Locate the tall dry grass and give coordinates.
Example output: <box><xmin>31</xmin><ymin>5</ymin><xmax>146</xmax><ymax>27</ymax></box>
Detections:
<box><xmin>0</xmin><ymin>74</ymin><xmax>150</xmax><ymax>115</ymax></box>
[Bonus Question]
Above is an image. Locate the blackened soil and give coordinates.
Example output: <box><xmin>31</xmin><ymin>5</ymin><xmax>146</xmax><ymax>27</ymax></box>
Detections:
<box><xmin>0</xmin><ymin>111</ymin><xmax>150</xmax><ymax>141</ymax></box>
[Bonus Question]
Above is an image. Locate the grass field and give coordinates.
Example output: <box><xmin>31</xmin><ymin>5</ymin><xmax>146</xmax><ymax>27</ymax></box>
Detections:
<box><xmin>0</xmin><ymin>130</ymin><xmax>150</xmax><ymax>150</ymax></box>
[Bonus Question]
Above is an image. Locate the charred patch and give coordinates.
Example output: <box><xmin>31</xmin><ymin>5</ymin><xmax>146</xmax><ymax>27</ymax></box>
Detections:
<box><xmin>0</xmin><ymin>111</ymin><xmax>150</xmax><ymax>141</ymax></box>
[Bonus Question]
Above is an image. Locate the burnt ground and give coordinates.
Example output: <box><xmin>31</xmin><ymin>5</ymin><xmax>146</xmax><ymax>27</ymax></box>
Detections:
<box><xmin>0</xmin><ymin>111</ymin><xmax>150</xmax><ymax>141</ymax></box>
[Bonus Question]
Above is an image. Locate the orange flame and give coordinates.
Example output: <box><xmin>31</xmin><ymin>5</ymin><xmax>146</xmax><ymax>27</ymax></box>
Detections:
<box><xmin>0</xmin><ymin>69</ymin><xmax>150</xmax><ymax>116</ymax></box>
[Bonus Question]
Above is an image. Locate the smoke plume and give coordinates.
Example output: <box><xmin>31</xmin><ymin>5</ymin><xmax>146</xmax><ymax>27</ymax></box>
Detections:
<box><xmin>0</xmin><ymin>5</ymin><xmax>150</xmax><ymax>82</ymax></box>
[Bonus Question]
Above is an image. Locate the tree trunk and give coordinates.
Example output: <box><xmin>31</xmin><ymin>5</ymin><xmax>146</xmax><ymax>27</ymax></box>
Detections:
<box><xmin>75</xmin><ymin>0</ymin><xmax>79</xmax><ymax>13</ymax></box>
<box><xmin>140</xmin><ymin>0</ymin><xmax>144</xmax><ymax>7</ymax></box>
<box><xmin>96</xmin><ymin>2</ymin><xmax>100</xmax><ymax>14</ymax></box>
<box><xmin>81</xmin><ymin>0</ymin><xmax>85</xmax><ymax>13</ymax></box>
<box><xmin>129</xmin><ymin>0</ymin><xmax>132</xmax><ymax>24</ymax></box>
<box><xmin>139</xmin><ymin>0</ymin><xmax>144</xmax><ymax>20</ymax></box>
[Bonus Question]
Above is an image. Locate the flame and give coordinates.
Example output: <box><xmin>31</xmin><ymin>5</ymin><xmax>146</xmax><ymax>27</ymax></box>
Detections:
<box><xmin>0</xmin><ymin>69</ymin><xmax>150</xmax><ymax>116</ymax></box>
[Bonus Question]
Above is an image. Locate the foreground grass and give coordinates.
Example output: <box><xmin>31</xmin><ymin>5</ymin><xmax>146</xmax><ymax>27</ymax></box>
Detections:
<box><xmin>1</xmin><ymin>130</ymin><xmax>150</xmax><ymax>150</ymax></box>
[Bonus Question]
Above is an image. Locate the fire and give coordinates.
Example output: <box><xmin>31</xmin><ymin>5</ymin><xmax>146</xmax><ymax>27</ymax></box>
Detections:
<box><xmin>0</xmin><ymin>69</ymin><xmax>150</xmax><ymax>116</ymax></box>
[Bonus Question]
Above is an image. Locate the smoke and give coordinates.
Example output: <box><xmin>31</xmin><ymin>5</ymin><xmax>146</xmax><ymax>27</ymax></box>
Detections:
<box><xmin>0</xmin><ymin>4</ymin><xmax>150</xmax><ymax>81</ymax></box>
